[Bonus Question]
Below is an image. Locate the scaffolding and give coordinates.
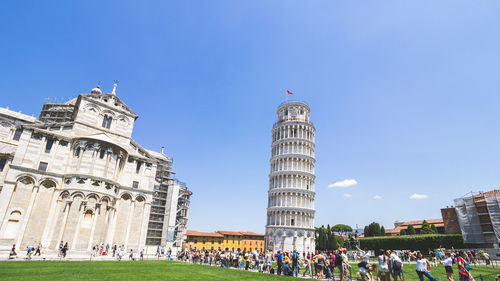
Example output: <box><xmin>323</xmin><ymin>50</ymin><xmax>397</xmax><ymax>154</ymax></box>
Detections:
<box><xmin>454</xmin><ymin>190</ymin><xmax>500</xmax><ymax>246</ymax></box>
<box><xmin>39</xmin><ymin>103</ymin><xmax>75</xmax><ymax>123</ymax></box>
<box><xmin>145</xmin><ymin>157</ymin><xmax>174</xmax><ymax>246</ymax></box>
<box><xmin>484</xmin><ymin>192</ymin><xmax>500</xmax><ymax>244</ymax></box>
<box><xmin>174</xmin><ymin>185</ymin><xmax>191</xmax><ymax>247</ymax></box>
<box><xmin>145</xmin><ymin>155</ymin><xmax>192</xmax><ymax>250</ymax></box>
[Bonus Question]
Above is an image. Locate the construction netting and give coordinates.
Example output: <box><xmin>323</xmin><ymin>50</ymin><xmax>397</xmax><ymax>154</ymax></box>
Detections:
<box><xmin>485</xmin><ymin>192</ymin><xmax>500</xmax><ymax>243</ymax></box>
<box><xmin>454</xmin><ymin>197</ymin><xmax>484</xmax><ymax>244</ymax></box>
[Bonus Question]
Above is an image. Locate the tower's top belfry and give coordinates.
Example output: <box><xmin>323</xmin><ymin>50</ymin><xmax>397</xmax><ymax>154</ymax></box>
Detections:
<box><xmin>276</xmin><ymin>101</ymin><xmax>311</xmax><ymax>124</ymax></box>
<box><xmin>265</xmin><ymin>100</ymin><xmax>316</xmax><ymax>253</ymax></box>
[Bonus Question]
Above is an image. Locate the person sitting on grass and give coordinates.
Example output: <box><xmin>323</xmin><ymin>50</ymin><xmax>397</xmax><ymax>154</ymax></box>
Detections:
<box><xmin>283</xmin><ymin>260</ymin><xmax>292</xmax><ymax>276</ymax></box>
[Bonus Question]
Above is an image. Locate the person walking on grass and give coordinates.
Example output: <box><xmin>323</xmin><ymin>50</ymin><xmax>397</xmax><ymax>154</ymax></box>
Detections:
<box><xmin>415</xmin><ymin>252</ymin><xmax>438</xmax><ymax>281</ymax></box>
<box><xmin>378</xmin><ymin>249</ymin><xmax>390</xmax><ymax>281</ymax></box>
<box><xmin>440</xmin><ymin>252</ymin><xmax>454</xmax><ymax>281</ymax></box>
<box><xmin>457</xmin><ymin>251</ymin><xmax>472</xmax><ymax>281</ymax></box>
<box><xmin>291</xmin><ymin>250</ymin><xmax>300</xmax><ymax>277</ymax></box>
<box><xmin>335</xmin><ymin>250</ymin><xmax>344</xmax><ymax>281</ymax></box>
<box><xmin>276</xmin><ymin>250</ymin><xmax>283</xmax><ymax>275</ymax></box>
<box><xmin>265</xmin><ymin>251</ymin><xmax>272</xmax><ymax>273</ymax></box>
<box><xmin>389</xmin><ymin>250</ymin><xmax>404</xmax><ymax>281</ymax></box>
<box><xmin>303</xmin><ymin>254</ymin><xmax>312</xmax><ymax>277</ymax></box>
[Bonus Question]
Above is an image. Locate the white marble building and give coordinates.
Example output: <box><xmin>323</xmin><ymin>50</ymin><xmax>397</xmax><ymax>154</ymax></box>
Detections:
<box><xmin>0</xmin><ymin>84</ymin><xmax>191</xmax><ymax>255</ymax></box>
<box><xmin>265</xmin><ymin>101</ymin><xmax>316</xmax><ymax>253</ymax></box>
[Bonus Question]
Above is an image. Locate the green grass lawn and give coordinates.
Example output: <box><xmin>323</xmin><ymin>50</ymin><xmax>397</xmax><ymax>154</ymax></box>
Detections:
<box><xmin>0</xmin><ymin>260</ymin><xmax>289</xmax><ymax>281</ymax></box>
<box><xmin>0</xmin><ymin>260</ymin><xmax>498</xmax><ymax>281</ymax></box>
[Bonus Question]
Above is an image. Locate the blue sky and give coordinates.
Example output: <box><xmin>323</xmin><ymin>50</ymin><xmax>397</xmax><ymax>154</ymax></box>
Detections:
<box><xmin>2</xmin><ymin>1</ymin><xmax>500</xmax><ymax>233</ymax></box>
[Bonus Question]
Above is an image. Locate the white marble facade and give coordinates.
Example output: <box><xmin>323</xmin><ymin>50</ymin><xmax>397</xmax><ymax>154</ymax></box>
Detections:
<box><xmin>0</xmin><ymin>85</ymin><xmax>183</xmax><ymax>254</ymax></box>
<box><xmin>265</xmin><ymin>101</ymin><xmax>316</xmax><ymax>253</ymax></box>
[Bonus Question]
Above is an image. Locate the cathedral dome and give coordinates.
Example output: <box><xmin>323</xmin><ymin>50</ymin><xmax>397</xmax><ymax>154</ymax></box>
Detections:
<box><xmin>91</xmin><ymin>85</ymin><xmax>102</xmax><ymax>94</ymax></box>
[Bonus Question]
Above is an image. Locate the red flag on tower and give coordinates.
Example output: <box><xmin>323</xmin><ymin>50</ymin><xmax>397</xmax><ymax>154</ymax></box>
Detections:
<box><xmin>286</xmin><ymin>90</ymin><xmax>294</xmax><ymax>95</ymax></box>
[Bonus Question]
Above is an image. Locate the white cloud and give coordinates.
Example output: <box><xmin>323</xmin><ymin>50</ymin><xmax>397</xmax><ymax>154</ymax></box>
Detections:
<box><xmin>344</xmin><ymin>193</ymin><xmax>352</xmax><ymax>198</ymax></box>
<box><xmin>373</xmin><ymin>195</ymin><xmax>382</xmax><ymax>200</ymax></box>
<box><xmin>328</xmin><ymin>179</ymin><xmax>358</xmax><ymax>188</ymax></box>
<box><xmin>410</xmin><ymin>193</ymin><xmax>428</xmax><ymax>200</ymax></box>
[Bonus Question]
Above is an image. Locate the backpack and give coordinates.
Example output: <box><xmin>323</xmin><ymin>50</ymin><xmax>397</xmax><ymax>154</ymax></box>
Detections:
<box><xmin>270</xmin><ymin>268</ymin><xmax>275</xmax><ymax>274</ymax></box>
<box><xmin>335</xmin><ymin>253</ymin><xmax>343</xmax><ymax>265</ymax></box>
<box><xmin>392</xmin><ymin>259</ymin><xmax>402</xmax><ymax>271</ymax></box>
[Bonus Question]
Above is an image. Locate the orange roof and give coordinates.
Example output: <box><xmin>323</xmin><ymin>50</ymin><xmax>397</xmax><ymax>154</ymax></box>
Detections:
<box><xmin>186</xmin><ymin>230</ymin><xmax>223</xmax><ymax>238</ymax></box>
<box><xmin>474</xmin><ymin>190</ymin><xmax>500</xmax><ymax>202</ymax></box>
<box><xmin>217</xmin><ymin>231</ymin><xmax>243</xmax><ymax>236</ymax></box>
<box><xmin>240</xmin><ymin>232</ymin><xmax>265</xmax><ymax>237</ymax></box>
<box><xmin>398</xmin><ymin>219</ymin><xmax>443</xmax><ymax>227</ymax></box>
<box><xmin>483</xmin><ymin>189</ymin><xmax>500</xmax><ymax>195</ymax></box>
<box><xmin>385</xmin><ymin>227</ymin><xmax>402</xmax><ymax>234</ymax></box>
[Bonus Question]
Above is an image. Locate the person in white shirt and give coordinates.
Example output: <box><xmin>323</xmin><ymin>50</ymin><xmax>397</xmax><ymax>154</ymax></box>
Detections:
<box><xmin>378</xmin><ymin>250</ymin><xmax>390</xmax><ymax>281</ymax></box>
<box><xmin>440</xmin><ymin>252</ymin><xmax>454</xmax><ymax>281</ymax></box>
<box><xmin>389</xmin><ymin>250</ymin><xmax>404</xmax><ymax>281</ymax></box>
<box><xmin>415</xmin><ymin>252</ymin><xmax>436</xmax><ymax>281</ymax></box>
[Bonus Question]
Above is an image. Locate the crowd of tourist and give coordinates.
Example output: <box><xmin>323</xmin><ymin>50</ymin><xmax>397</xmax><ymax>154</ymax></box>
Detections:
<box><xmin>177</xmin><ymin>248</ymin><xmax>352</xmax><ymax>280</ymax></box>
<box><xmin>6</xmin><ymin>240</ymin><xmax>494</xmax><ymax>281</ymax></box>
<box><xmin>175</xmin><ymin>246</ymin><xmax>492</xmax><ymax>281</ymax></box>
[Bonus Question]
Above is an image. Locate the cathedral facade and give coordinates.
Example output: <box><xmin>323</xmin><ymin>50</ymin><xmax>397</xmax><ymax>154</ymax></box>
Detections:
<box><xmin>0</xmin><ymin>84</ymin><xmax>191</xmax><ymax>255</ymax></box>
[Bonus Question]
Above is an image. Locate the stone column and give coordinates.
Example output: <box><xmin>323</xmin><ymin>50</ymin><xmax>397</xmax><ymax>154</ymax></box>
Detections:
<box><xmin>105</xmin><ymin>202</ymin><xmax>119</xmax><ymax>245</ymax></box>
<box><xmin>55</xmin><ymin>201</ymin><xmax>71</xmax><ymax>249</ymax></box>
<box><xmin>71</xmin><ymin>208</ymin><xmax>85</xmax><ymax>250</ymax></box>
<box><xmin>138</xmin><ymin>202</ymin><xmax>151</xmax><ymax>249</ymax></box>
<box><xmin>87</xmin><ymin>210</ymin><xmax>99</xmax><ymax>251</ymax></box>
<box><xmin>40</xmin><ymin>191</ymin><xmax>60</xmax><ymax>247</ymax></box>
<box><xmin>124</xmin><ymin>200</ymin><xmax>135</xmax><ymax>248</ymax></box>
<box><xmin>16</xmin><ymin>185</ymin><xmax>39</xmax><ymax>248</ymax></box>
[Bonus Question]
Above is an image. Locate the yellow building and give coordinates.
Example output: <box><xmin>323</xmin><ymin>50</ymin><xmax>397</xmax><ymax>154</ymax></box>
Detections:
<box><xmin>185</xmin><ymin>230</ymin><xmax>265</xmax><ymax>252</ymax></box>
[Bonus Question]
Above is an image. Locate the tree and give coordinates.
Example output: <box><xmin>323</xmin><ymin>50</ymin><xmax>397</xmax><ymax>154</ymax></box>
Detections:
<box><xmin>332</xmin><ymin>224</ymin><xmax>353</xmax><ymax>238</ymax></box>
<box><xmin>315</xmin><ymin>226</ymin><xmax>332</xmax><ymax>250</ymax></box>
<box><xmin>421</xmin><ymin>220</ymin><xmax>434</xmax><ymax>235</ymax></box>
<box><xmin>400</xmin><ymin>229</ymin><xmax>407</xmax><ymax>235</ymax></box>
<box><xmin>380</xmin><ymin>226</ymin><xmax>386</xmax><ymax>236</ymax></box>
<box><xmin>365</xmin><ymin>222</ymin><xmax>382</xmax><ymax>237</ymax></box>
<box><xmin>430</xmin><ymin>224</ymin><xmax>438</xmax><ymax>234</ymax></box>
<box><xmin>364</xmin><ymin>226</ymin><xmax>369</xmax><ymax>237</ymax></box>
<box><xmin>327</xmin><ymin>229</ymin><xmax>338</xmax><ymax>250</ymax></box>
<box><xmin>407</xmin><ymin>225</ymin><xmax>416</xmax><ymax>235</ymax></box>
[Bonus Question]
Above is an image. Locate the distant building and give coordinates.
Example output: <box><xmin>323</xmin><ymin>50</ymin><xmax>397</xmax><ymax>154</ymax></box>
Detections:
<box><xmin>440</xmin><ymin>207</ymin><xmax>461</xmax><ymax>234</ymax></box>
<box><xmin>185</xmin><ymin>230</ymin><xmax>264</xmax><ymax>252</ymax></box>
<box><xmin>385</xmin><ymin>219</ymin><xmax>445</xmax><ymax>236</ymax></box>
<box><xmin>453</xmin><ymin>190</ymin><xmax>500</xmax><ymax>247</ymax></box>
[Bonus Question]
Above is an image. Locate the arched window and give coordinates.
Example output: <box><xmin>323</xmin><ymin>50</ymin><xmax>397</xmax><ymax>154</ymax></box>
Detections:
<box><xmin>101</xmin><ymin>115</ymin><xmax>112</xmax><ymax>129</ymax></box>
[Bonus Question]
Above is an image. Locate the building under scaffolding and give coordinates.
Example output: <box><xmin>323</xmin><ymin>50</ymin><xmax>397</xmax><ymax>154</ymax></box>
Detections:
<box><xmin>454</xmin><ymin>190</ymin><xmax>500</xmax><ymax>247</ymax></box>
<box><xmin>145</xmin><ymin>150</ymin><xmax>192</xmax><ymax>254</ymax></box>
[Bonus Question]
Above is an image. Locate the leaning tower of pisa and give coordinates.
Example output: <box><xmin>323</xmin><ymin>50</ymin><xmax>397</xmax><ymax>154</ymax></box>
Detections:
<box><xmin>265</xmin><ymin>101</ymin><xmax>316</xmax><ymax>254</ymax></box>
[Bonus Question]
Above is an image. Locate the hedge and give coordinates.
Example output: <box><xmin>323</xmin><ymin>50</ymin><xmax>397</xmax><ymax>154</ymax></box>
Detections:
<box><xmin>359</xmin><ymin>234</ymin><xmax>464</xmax><ymax>253</ymax></box>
